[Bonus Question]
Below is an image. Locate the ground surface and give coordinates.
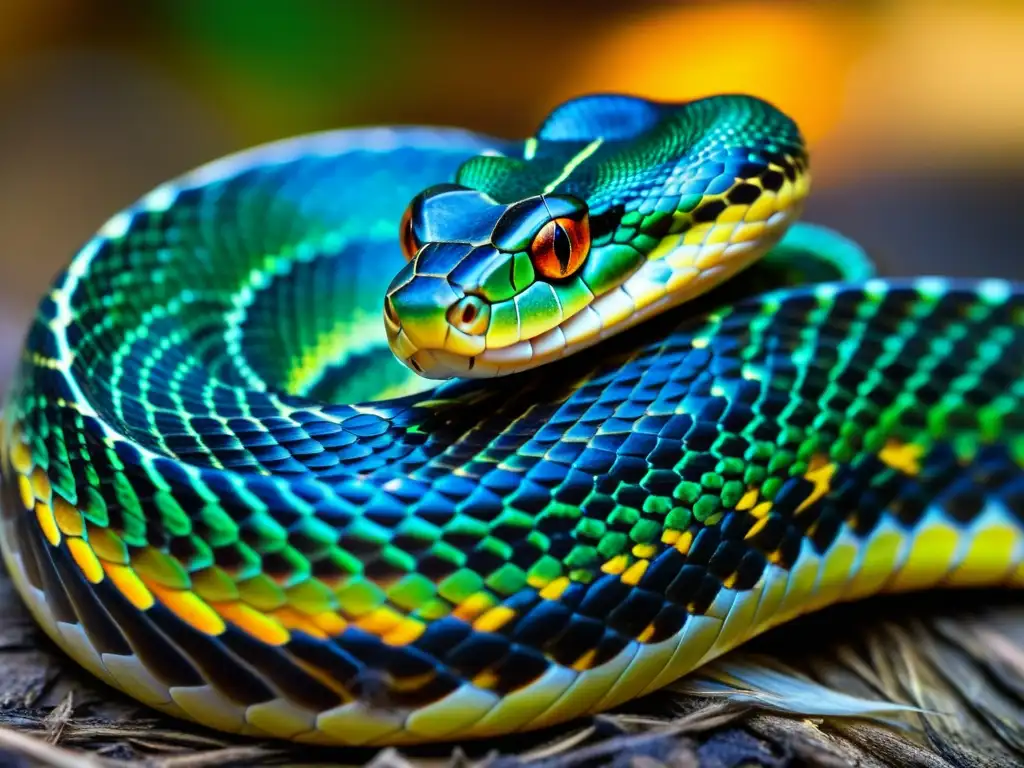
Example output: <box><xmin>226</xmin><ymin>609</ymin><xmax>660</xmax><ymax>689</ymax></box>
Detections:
<box><xmin>0</xmin><ymin>561</ymin><xmax>1021</xmax><ymax>768</ymax></box>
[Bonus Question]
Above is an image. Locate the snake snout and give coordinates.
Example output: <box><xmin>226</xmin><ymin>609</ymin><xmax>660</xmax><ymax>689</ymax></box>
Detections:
<box><xmin>385</xmin><ymin>240</ymin><xmax>501</xmax><ymax>376</ymax></box>
<box><xmin>386</xmin><ymin>274</ymin><xmax>460</xmax><ymax>342</ymax></box>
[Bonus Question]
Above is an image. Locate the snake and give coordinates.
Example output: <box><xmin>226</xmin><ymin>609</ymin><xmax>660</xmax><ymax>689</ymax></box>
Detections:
<box><xmin>1</xmin><ymin>92</ymin><xmax>1023</xmax><ymax>747</ymax></box>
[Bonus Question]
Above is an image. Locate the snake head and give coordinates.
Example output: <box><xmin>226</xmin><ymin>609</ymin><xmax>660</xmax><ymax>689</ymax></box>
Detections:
<box><xmin>384</xmin><ymin>182</ymin><xmax>593</xmax><ymax>378</ymax></box>
<box><xmin>386</xmin><ymin>94</ymin><xmax>811</xmax><ymax>380</ymax></box>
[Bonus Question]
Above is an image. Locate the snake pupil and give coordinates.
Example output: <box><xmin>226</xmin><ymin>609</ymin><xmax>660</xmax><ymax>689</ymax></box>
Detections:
<box><xmin>529</xmin><ymin>214</ymin><xmax>591</xmax><ymax>280</ymax></box>
<box><xmin>553</xmin><ymin>222</ymin><xmax>572</xmax><ymax>273</ymax></box>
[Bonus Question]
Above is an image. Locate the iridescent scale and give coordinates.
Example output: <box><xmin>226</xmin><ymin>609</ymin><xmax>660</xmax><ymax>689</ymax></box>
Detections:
<box><xmin>1</xmin><ymin>97</ymin><xmax>1023</xmax><ymax>746</ymax></box>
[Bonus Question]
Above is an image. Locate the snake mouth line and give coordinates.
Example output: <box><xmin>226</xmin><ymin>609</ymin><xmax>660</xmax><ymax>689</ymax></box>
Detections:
<box><xmin>402</xmin><ymin>206</ymin><xmax>800</xmax><ymax>380</ymax></box>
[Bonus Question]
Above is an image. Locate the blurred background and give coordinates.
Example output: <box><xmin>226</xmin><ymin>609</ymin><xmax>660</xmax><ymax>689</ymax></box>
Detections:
<box><xmin>0</xmin><ymin>0</ymin><xmax>1022</xmax><ymax>386</ymax></box>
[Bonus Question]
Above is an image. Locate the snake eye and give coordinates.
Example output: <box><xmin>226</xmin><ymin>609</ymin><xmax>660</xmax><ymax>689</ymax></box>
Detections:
<box><xmin>399</xmin><ymin>203</ymin><xmax>421</xmax><ymax>262</ymax></box>
<box><xmin>529</xmin><ymin>214</ymin><xmax>590</xmax><ymax>280</ymax></box>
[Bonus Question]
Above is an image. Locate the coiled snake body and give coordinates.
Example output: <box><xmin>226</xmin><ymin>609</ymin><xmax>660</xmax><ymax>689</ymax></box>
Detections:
<box><xmin>1</xmin><ymin>94</ymin><xmax>1022</xmax><ymax>745</ymax></box>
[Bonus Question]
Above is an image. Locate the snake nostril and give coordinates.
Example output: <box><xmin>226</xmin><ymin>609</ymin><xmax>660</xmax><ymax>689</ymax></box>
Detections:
<box><xmin>448</xmin><ymin>295</ymin><xmax>490</xmax><ymax>336</ymax></box>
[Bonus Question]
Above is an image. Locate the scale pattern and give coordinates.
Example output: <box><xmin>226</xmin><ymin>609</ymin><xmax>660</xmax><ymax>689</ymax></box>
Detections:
<box><xmin>1</xmin><ymin>99</ymin><xmax>1024</xmax><ymax>746</ymax></box>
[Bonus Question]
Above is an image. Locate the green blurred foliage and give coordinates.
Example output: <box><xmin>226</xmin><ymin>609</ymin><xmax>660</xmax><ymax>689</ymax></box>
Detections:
<box><xmin>153</xmin><ymin>0</ymin><xmax>411</xmax><ymax>97</ymax></box>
